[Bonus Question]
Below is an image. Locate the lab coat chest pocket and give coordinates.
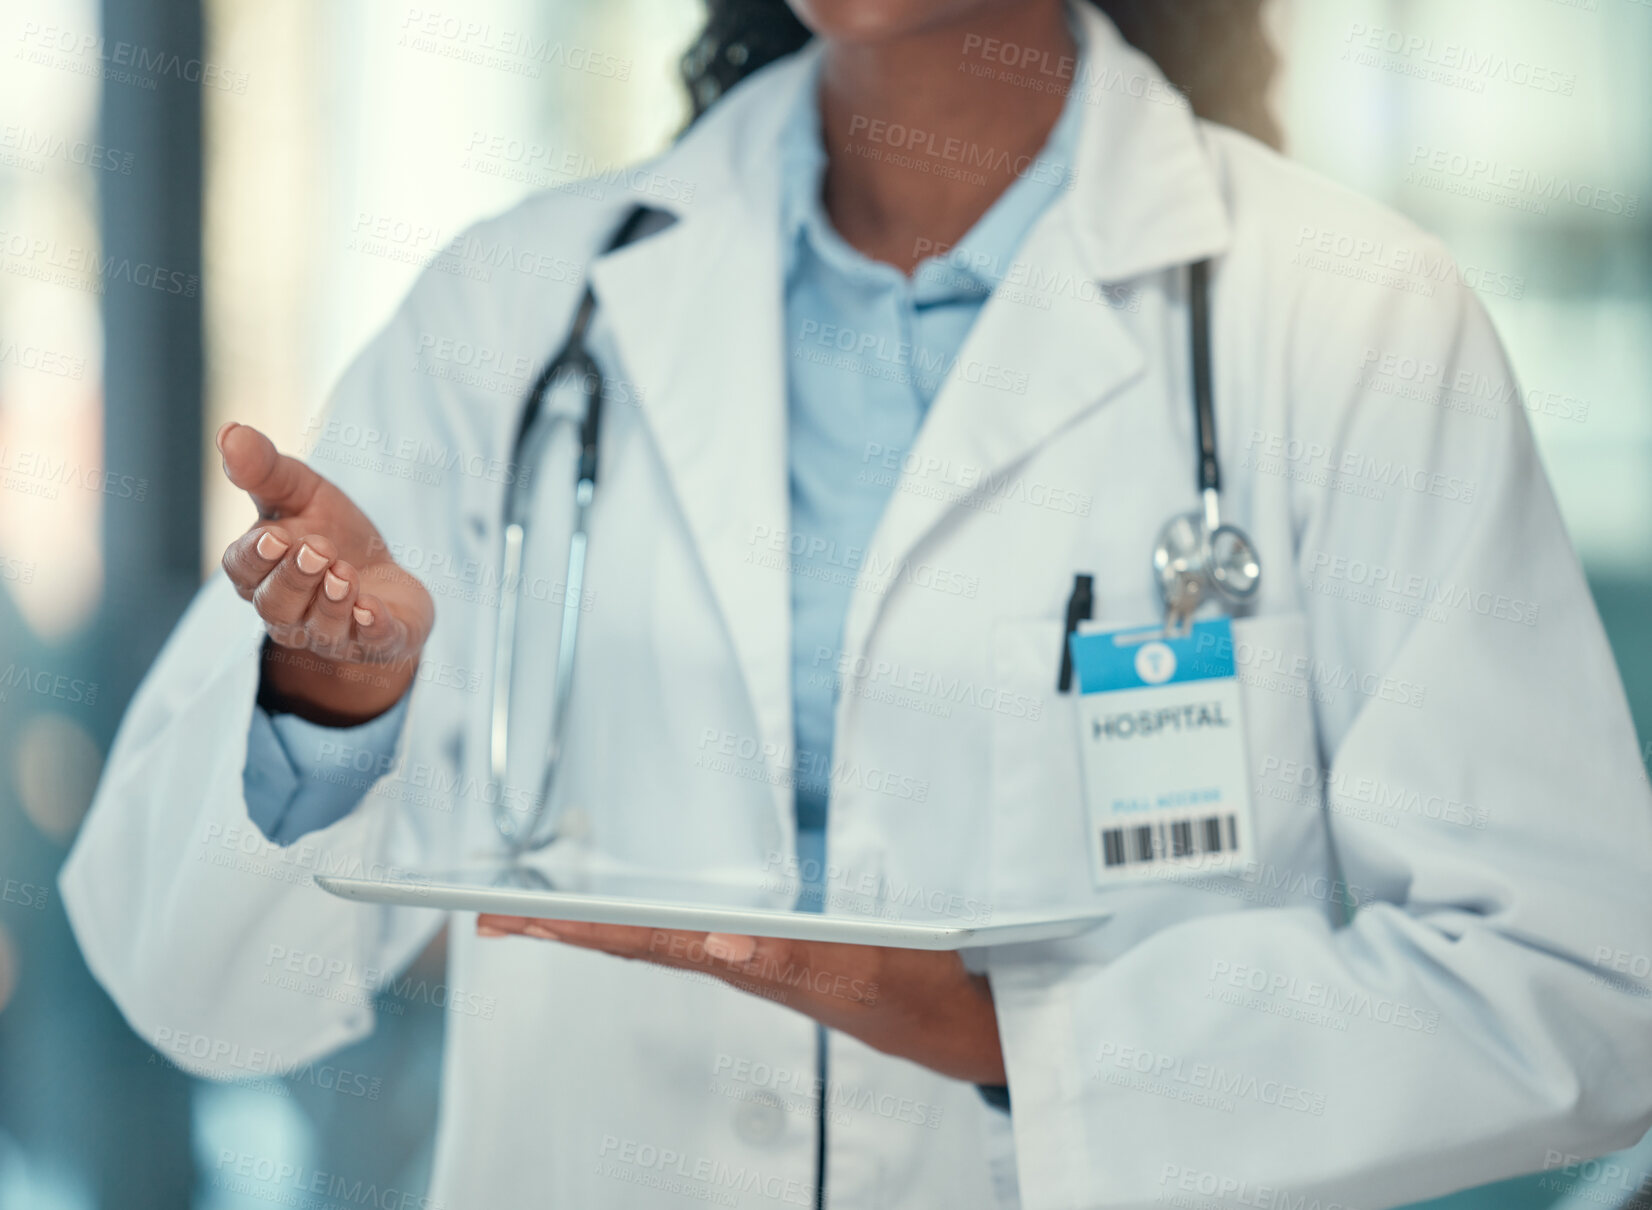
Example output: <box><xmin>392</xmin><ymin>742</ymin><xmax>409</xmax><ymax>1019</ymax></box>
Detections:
<box><xmin>986</xmin><ymin>617</ymin><xmax>1093</xmax><ymax>912</ymax></box>
<box><xmin>986</xmin><ymin>611</ymin><xmax>1330</xmax><ymax>913</ymax></box>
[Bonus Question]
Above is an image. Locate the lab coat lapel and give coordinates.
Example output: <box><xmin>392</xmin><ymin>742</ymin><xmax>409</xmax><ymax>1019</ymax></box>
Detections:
<box><xmin>843</xmin><ymin>3</ymin><xmax>1232</xmax><ymax>658</ymax></box>
<box><xmin>839</xmin><ymin>218</ymin><xmax>1146</xmax><ymax>666</ymax></box>
<box><xmin>588</xmin><ymin>82</ymin><xmax>804</xmax><ymax>832</ymax></box>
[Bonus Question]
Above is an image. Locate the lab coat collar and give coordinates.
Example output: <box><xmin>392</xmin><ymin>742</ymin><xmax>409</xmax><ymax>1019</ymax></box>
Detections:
<box><xmin>1057</xmin><ymin>0</ymin><xmax>1234</xmax><ymax>279</ymax></box>
<box><xmin>625</xmin><ymin>2</ymin><xmax>1233</xmax><ymax>284</ymax></box>
<box><xmin>585</xmin><ymin>4</ymin><xmax>1231</xmax><ymax>827</ymax></box>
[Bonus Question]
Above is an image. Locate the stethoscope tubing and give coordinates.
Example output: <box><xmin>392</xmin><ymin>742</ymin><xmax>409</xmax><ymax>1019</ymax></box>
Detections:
<box><xmin>1189</xmin><ymin>257</ymin><xmax>1221</xmax><ymax>499</ymax></box>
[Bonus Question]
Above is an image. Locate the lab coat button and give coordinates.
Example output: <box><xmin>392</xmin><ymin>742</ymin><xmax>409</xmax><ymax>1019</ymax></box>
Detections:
<box><xmin>733</xmin><ymin>1090</ymin><xmax>786</xmax><ymax>1144</ymax></box>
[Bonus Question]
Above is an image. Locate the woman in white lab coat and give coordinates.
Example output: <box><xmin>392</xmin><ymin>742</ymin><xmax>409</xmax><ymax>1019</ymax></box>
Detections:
<box><xmin>62</xmin><ymin>0</ymin><xmax>1652</xmax><ymax>1207</ymax></box>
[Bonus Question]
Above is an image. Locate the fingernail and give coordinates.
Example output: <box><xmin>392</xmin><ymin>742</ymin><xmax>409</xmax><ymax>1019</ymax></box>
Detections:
<box><xmin>524</xmin><ymin>922</ymin><xmax>565</xmax><ymax>940</ymax></box>
<box><xmin>352</xmin><ymin>606</ymin><xmax>374</xmax><ymax>626</ymax></box>
<box><xmin>296</xmin><ymin>544</ymin><xmax>327</xmax><ymax>575</ymax></box>
<box><xmin>323</xmin><ymin>571</ymin><xmax>349</xmax><ymax>602</ymax></box>
<box><xmin>477</xmin><ymin>924</ymin><xmax>507</xmax><ymax>937</ymax></box>
<box><xmin>705</xmin><ymin>934</ymin><xmax>757</xmax><ymax>964</ymax></box>
<box><xmin>216</xmin><ymin>421</ymin><xmax>238</xmax><ymax>452</ymax></box>
<box><xmin>255</xmin><ymin>532</ymin><xmax>289</xmax><ymax>560</ymax></box>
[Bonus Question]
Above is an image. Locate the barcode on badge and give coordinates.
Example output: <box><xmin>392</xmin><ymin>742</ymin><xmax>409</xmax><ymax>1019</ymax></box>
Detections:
<box><xmin>1101</xmin><ymin>813</ymin><xmax>1239</xmax><ymax>868</ymax></box>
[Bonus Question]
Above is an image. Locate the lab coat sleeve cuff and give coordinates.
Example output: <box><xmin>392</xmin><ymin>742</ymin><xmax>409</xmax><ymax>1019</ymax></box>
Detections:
<box><xmin>243</xmin><ymin>694</ymin><xmax>411</xmax><ymax>845</ymax></box>
<box><xmin>243</xmin><ymin>701</ymin><xmax>300</xmax><ymax>839</ymax></box>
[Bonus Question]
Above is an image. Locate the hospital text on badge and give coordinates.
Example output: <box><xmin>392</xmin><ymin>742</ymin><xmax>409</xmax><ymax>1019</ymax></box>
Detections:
<box><xmin>1068</xmin><ymin>618</ymin><xmax>1257</xmax><ymax>885</ymax></box>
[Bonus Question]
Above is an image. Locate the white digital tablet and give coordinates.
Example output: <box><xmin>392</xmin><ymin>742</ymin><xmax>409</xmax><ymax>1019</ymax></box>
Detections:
<box><xmin>313</xmin><ymin>860</ymin><xmax>1113</xmax><ymax>951</ymax></box>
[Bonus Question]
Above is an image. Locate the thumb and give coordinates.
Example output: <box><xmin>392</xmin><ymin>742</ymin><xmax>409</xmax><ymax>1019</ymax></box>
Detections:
<box><xmin>217</xmin><ymin>421</ymin><xmax>323</xmax><ymax>520</ymax></box>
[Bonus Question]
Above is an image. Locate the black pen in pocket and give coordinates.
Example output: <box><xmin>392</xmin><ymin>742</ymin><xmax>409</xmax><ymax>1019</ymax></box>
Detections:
<box><xmin>1057</xmin><ymin>573</ymin><xmax>1094</xmax><ymax>694</ymax></box>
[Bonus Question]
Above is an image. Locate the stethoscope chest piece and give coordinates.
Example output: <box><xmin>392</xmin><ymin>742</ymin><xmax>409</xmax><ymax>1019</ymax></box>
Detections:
<box><xmin>1154</xmin><ymin>508</ymin><xmax>1262</xmax><ymax>633</ymax></box>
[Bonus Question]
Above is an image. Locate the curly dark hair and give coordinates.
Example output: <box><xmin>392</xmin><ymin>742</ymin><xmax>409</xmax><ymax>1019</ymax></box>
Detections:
<box><xmin>679</xmin><ymin>0</ymin><xmax>1281</xmax><ymax>149</ymax></box>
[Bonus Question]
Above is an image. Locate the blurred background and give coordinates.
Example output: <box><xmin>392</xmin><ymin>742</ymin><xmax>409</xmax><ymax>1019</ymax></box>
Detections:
<box><xmin>0</xmin><ymin>0</ymin><xmax>1646</xmax><ymax>1206</ymax></box>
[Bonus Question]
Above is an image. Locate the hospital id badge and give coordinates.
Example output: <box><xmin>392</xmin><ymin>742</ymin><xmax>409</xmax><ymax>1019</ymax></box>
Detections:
<box><xmin>1068</xmin><ymin>618</ymin><xmax>1255</xmax><ymax>885</ymax></box>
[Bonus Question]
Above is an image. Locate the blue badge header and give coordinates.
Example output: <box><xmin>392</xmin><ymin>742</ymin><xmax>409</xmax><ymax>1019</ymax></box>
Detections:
<box><xmin>1069</xmin><ymin>618</ymin><xmax>1237</xmax><ymax>693</ymax></box>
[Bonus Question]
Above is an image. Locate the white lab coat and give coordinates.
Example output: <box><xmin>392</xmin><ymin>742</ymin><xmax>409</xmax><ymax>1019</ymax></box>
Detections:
<box><xmin>61</xmin><ymin>7</ymin><xmax>1652</xmax><ymax>1208</ymax></box>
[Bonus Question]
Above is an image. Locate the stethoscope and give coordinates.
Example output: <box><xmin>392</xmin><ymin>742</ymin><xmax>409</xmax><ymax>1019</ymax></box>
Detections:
<box><xmin>488</xmin><ymin>205</ymin><xmax>655</xmax><ymax>853</ymax></box>
<box><xmin>1152</xmin><ymin>258</ymin><xmax>1262</xmax><ymax>633</ymax></box>
<box><xmin>488</xmin><ymin>209</ymin><xmax>1260</xmax><ymax>853</ymax></box>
